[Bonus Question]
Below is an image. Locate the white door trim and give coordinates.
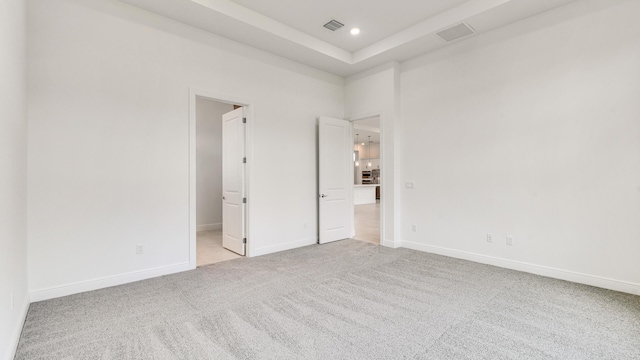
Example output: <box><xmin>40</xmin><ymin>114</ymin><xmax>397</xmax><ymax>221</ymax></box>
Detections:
<box><xmin>188</xmin><ymin>88</ymin><xmax>255</xmax><ymax>269</ymax></box>
<box><xmin>348</xmin><ymin>111</ymin><xmax>386</xmax><ymax>248</ymax></box>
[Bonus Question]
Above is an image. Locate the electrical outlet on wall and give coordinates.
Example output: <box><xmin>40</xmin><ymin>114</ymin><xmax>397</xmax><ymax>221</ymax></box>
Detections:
<box><xmin>136</xmin><ymin>244</ymin><xmax>144</xmax><ymax>255</ymax></box>
<box><xmin>506</xmin><ymin>236</ymin><xmax>513</xmax><ymax>246</ymax></box>
<box><xmin>412</xmin><ymin>224</ymin><xmax>417</xmax><ymax>232</ymax></box>
<box><xmin>486</xmin><ymin>233</ymin><xmax>493</xmax><ymax>243</ymax></box>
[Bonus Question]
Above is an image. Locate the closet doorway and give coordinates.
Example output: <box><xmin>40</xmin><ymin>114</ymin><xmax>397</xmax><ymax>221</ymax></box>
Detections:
<box><xmin>194</xmin><ymin>97</ymin><xmax>246</xmax><ymax>266</ymax></box>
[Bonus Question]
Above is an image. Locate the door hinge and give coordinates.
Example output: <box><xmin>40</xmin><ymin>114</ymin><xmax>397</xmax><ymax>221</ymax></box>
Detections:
<box><xmin>243</xmin><ymin>198</ymin><xmax>247</xmax><ymax>203</ymax></box>
<box><xmin>243</xmin><ymin>117</ymin><xmax>246</xmax><ymax>124</ymax></box>
<box><xmin>243</xmin><ymin>157</ymin><xmax>246</xmax><ymax>163</ymax></box>
<box><xmin>243</xmin><ymin>238</ymin><xmax>247</xmax><ymax>244</ymax></box>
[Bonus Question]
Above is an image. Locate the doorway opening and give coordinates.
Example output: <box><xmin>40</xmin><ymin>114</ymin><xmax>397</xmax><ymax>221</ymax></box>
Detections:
<box><xmin>352</xmin><ymin>116</ymin><xmax>381</xmax><ymax>245</ymax></box>
<box><xmin>190</xmin><ymin>89</ymin><xmax>251</xmax><ymax>268</ymax></box>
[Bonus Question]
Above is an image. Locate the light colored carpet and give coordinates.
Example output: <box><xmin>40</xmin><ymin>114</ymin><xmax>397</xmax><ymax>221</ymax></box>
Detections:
<box><xmin>15</xmin><ymin>240</ymin><xmax>640</xmax><ymax>359</ymax></box>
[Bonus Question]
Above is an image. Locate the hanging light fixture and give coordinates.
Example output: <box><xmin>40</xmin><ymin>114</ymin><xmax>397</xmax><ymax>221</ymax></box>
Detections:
<box><xmin>354</xmin><ymin>134</ymin><xmax>360</xmax><ymax>167</ymax></box>
<box><xmin>367</xmin><ymin>136</ymin><xmax>372</xmax><ymax>168</ymax></box>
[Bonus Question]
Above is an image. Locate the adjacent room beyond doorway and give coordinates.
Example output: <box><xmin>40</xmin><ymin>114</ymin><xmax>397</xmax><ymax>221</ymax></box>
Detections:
<box><xmin>352</xmin><ymin>116</ymin><xmax>381</xmax><ymax>245</ymax></box>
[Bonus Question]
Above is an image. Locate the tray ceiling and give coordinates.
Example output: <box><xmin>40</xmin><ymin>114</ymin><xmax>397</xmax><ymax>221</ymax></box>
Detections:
<box><xmin>118</xmin><ymin>0</ymin><xmax>578</xmax><ymax>76</ymax></box>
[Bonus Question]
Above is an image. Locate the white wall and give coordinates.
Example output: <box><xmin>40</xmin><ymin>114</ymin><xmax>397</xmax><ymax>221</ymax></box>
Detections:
<box><xmin>400</xmin><ymin>0</ymin><xmax>640</xmax><ymax>293</ymax></box>
<box><xmin>196</xmin><ymin>98</ymin><xmax>233</xmax><ymax>231</ymax></box>
<box><xmin>27</xmin><ymin>0</ymin><xmax>343</xmax><ymax>299</ymax></box>
<box><xmin>345</xmin><ymin>63</ymin><xmax>401</xmax><ymax>247</ymax></box>
<box><xmin>0</xmin><ymin>0</ymin><xmax>29</xmax><ymax>358</ymax></box>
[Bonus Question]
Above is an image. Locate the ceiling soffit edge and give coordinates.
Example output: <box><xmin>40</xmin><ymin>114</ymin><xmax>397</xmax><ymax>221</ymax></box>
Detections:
<box><xmin>190</xmin><ymin>0</ymin><xmax>511</xmax><ymax>65</ymax></box>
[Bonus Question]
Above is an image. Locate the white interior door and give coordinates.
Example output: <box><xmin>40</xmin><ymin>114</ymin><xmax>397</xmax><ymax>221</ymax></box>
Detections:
<box><xmin>319</xmin><ymin>116</ymin><xmax>353</xmax><ymax>244</ymax></box>
<box><xmin>222</xmin><ymin>107</ymin><xmax>245</xmax><ymax>255</ymax></box>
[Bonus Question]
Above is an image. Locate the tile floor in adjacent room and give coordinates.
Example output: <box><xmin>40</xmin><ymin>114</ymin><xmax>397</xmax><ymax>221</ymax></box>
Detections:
<box><xmin>196</xmin><ymin>229</ymin><xmax>242</xmax><ymax>266</ymax></box>
<box><xmin>354</xmin><ymin>200</ymin><xmax>380</xmax><ymax>245</ymax></box>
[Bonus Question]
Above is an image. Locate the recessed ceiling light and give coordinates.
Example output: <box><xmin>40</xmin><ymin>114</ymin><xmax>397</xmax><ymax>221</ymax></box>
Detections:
<box><xmin>361</xmin><ymin>142</ymin><xmax>365</xmax><ymax>145</ymax></box>
<box><xmin>350</xmin><ymin>28</ymin><xmax>360</xmax><ymax>35</ymax></box>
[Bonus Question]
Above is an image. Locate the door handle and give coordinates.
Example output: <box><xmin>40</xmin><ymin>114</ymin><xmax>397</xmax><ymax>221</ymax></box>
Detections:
<box><xmin>320</xmin><ymin>194</ymin><xmax>327</xmax><ymax>198</ymax></box>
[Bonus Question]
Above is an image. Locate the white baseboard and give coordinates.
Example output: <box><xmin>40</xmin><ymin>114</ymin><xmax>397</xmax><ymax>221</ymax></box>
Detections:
<box><xmin>382</xmin><ymin>238</ymin><xmax>401</xmax><ymax>249</ymax></box>
<box><xmin>250</xmin><ymin>237</ymin><xmax>317</xmax><ymax>257</ymax></box>
<box><xmin>196</xmin><ymin>223</ymin><xmax>222</xmax><ymax>232</ymax></box>
<box><xmin>4</xmin><ymin>293</ymin><xmax>30</xmax><ymax>360</ymax></box>
<box><xmin>30</xmin><ymin>262</ymin><xmax>191</xmax><ymax>302</ymax></box>
<box><xmin>401</xmin><ymin>240</ymin><xmax>640</xmax><ymax>296</ymax></box>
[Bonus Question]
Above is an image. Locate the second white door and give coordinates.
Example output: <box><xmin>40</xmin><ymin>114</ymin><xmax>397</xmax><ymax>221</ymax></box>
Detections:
<box><xmin>318</xmin><ymin>116</ymin><xmax>353</xmax><ymax>244</ymax></box>
<box><xmin>222</xmin><ymin>107</ymin><xmax>246</xmax><ymax>255</ymax></box>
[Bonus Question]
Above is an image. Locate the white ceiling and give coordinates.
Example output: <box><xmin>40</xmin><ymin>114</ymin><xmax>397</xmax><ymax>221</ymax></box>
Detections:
<box><xmin>354</xmin><ymin>129</ymin><xmax>379</xmax><ymax>144</ymax></box>
<box><xmin>354</xmin><ymin>116</ymin><xmax>380</xmax><ymax>129</ymax></box>
<box><xmin>119</xmin><ymin>0</ymin><xmax>578</xmax><ymax>76</ymax></box>
<box><xmin>354</xmin><ymin>117</ymin><xmax>380</xmax><ymax>143</ymax></box>
<box><xmin>229</xmin><ymin>0</ymin><xmax>470</xmax><ymax>52</ymax></box>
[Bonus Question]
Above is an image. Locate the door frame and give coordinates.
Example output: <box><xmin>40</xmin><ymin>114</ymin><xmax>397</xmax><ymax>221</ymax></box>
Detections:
<box><xmin>188</xmin><ymin>88</ymin><xmax>254</xmax><ymax>269</ymax></box>
<box><xmin>348</xmin><ymin>112</ymin><xmax>385</xmax><ymax>247</ymax></box>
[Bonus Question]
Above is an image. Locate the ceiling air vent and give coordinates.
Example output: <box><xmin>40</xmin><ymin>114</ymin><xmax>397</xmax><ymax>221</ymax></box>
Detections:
<box><xmin>436</xmin><ymin>23</ymin><xmax>475</xmax><ymax>42</ymax></box>
<box><xmin>323</xmin><ymin>19</ymin><xmax>344</xmax><ymax>31</ymax></box>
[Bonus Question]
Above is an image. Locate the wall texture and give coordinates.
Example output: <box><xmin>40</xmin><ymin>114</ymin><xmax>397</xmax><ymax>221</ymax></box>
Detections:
<box><xmin>27</xmin><ymin>0</ymin><xmax>344</xmax><ymax>299</ymax></box>
<box><xmin>196</xmin><ymin>98</ymin><xmax>233</xmax><ymax>231</ymax></box>
<box><xmin>0</xmin><ymin>0</ymin><xmax>29</xmax><ymax>358</ymax></box>
<box><xmin>400</xmin><ymin>0</ymin><xmax>640</xmax><ymax>293</ymax></box>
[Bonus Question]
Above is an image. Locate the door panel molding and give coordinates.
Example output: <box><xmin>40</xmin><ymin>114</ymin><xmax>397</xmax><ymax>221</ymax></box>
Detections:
<box><xmin>318</xmin><ymin>116</ymin><xmax>354</xmax><ymax>244</ymax></box>
<box><xmin>222</xmin><ymin>107</ymin><xmax>246</xmax><ymax>255</ymax></box>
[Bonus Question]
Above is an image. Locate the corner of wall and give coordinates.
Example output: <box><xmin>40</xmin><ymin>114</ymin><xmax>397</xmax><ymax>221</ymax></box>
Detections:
<box><xmin>382</xmin><ymin>239</ymin><xmax>402</xmax><ymax>249</ymax></box>
<box><xmin>4</xmin><ymin>293</ymin><xmax>30</xmax><ymax>360</ymax></box>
